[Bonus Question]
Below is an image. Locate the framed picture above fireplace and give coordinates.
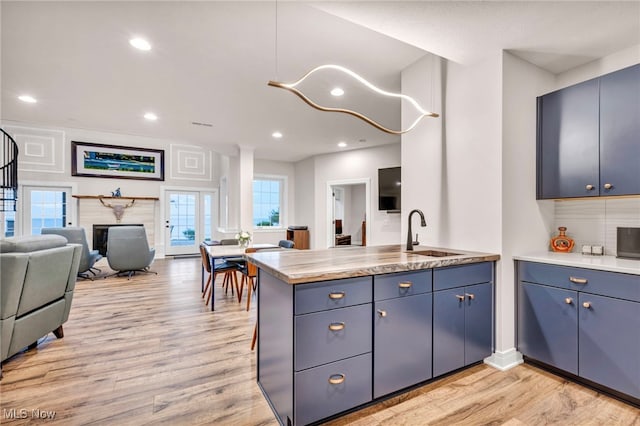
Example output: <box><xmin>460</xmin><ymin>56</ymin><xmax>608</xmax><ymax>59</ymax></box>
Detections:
<box><xmin>71</xmin><ymin>141</ymin><xmax>165</xmax><ymax>181</ymax></box>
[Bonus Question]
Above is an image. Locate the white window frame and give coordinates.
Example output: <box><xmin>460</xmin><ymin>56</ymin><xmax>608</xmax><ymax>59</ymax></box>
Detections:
<box><xmin>252</xmin><ymin>174</ymin><xmax>287</xmax><ymax>231</ymax></box>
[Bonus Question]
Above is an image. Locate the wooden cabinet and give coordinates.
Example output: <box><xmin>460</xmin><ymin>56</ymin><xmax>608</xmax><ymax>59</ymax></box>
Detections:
<box><xmin>537</xmin><ymin>64</ymin><xmax>640</xmax><ymax>199</ymax></box>
<box><xmin>433</xmin><ymin>264</ymin><xmax>493</xmax><ymax>377</ymax></box>
<box><xmin>517</xmin><ymin>261</ymin><xmax>640</xmax><ymax>400</ymax></box>
<box><xmin>373</xmin><ymin>270</ymin><xmax>432</xmax><ymax>398</ymax></box>
<box><xmin>286</xmin><ymin>228</ymin><xmax>309</xmax><ymax>250</ymax></box>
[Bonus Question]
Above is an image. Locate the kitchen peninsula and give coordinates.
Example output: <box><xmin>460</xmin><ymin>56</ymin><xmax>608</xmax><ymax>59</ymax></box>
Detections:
<box><xmin>249</xmin><ymin>245</ymin><xmax>500</xmax><ymax>425</ymax></box>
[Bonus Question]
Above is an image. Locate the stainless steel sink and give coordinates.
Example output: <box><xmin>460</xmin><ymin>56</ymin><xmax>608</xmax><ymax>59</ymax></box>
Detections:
<box><xmin>410</xmin><ymin>250</ymin><xmax>462</xmax><ymax>257</ymax></box>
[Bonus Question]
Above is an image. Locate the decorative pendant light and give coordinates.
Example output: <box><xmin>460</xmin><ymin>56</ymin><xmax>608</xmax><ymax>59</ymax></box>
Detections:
<box><xmin>268</xmin><ymin>64</ymin><xmax>438</xmax><ymax>135</ymax></box>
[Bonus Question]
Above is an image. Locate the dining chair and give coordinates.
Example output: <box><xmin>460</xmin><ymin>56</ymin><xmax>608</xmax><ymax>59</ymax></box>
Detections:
<box><xmin>278</xmin><ymin>239</ymin><xmax>295</xmax><ymax>249</ymax></box>
<box><xmin>238</xmin><ymin>247</ymin><xmax>258</xmax><ymax>311</ymax></box>
<box><xmin>200</xmin><ymin>244</ymin><xmax>240</xmax><ymax>307</ymax></box>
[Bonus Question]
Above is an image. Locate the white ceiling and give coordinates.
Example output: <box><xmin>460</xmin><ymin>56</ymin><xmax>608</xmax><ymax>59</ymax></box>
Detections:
<box><xmin>2</xmin><ymin>1</ymin><xmax>639</xmax><ymax>162</ymax></box>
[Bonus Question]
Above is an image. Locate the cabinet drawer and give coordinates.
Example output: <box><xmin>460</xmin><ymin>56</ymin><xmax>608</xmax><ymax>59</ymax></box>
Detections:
<box><xmin>374</xmin><ymin>270</ymin><xmax>431</xmax><ymax>301</ymax></box>
<box><xmin>433</xmin><ymin>262</ymin><xmax>492</xmax><ymax>291</ymax></box>
<box><xmin>294</xmin><ymin>276</ymin><xmax>372</xmax><ymax>315</ymax></box>
<box><xmin>519</xmin><ymin>261</ymin><xmax>640</xmax><ymax>302</ymax></box>
<box><xmin>294</xmin><ymin>353</ymin><xmax>372</xmax><ymax>426</ymax></box>
<box><xmin>295</xmin><ymin>304</ymin><xmax>372</xmax><ymax>371</ymax></box>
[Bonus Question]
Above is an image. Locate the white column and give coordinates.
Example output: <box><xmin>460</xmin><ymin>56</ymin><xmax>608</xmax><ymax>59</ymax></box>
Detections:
<box><xmin>237</xmin><ymin>145</ymin><xmax>255</xmax><ymax>233</ymax></box>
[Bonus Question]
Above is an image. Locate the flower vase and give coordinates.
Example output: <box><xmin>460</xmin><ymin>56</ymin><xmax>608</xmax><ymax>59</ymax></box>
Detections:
<box><xmin>239</xmin><ymin>239</ymin><xmax>250</xmax><ymax>248</ymax></box>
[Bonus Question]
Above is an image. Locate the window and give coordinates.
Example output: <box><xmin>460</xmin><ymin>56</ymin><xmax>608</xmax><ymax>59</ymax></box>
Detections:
<box><xmin>253</xmin><ymin>176</ymin><xmax>284</xmax><ymax>228</ymax></box>
<box><xmin>26</xmin><ymin>188</ymin><xmax>70</xmax><ymax>235</ymax></box>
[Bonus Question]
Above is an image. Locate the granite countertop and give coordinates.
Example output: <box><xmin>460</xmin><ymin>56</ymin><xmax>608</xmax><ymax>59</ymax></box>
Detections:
<box><xmin>248</xmin><ymin>244</ymin><xmax>500</xmax><ymax>284</ymax></box>
<box><xmin>514</xmin><ymin>252</ymin><xmax>640</xmax><ymax>275</ymax></box>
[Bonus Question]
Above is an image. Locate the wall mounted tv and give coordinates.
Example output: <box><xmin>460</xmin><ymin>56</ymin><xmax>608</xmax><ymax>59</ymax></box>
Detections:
<box><xmin>378</xmin><ymin>166</ymin><xmax>401</xmax><ymax>211</ymax></box>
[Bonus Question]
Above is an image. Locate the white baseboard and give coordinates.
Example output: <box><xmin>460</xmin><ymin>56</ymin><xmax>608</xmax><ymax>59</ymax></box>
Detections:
<box><xmin>484</xmin><ymin>348</ymin><xmax>523</xmax><ymax>371</ymax></box>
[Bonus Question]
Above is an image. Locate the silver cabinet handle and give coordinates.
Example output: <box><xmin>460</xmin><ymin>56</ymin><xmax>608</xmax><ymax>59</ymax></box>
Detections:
<box><xmin>465</xmin><ymin>293</ymin><xmax>475</xmax><ymax>300</ymax></box>
<box><xmin>585</xmin><ymin>184</ymin><xmax>594</xmax><ymax>191</ymax></box>
<box><xmin>398</xmin><ymin>281</ymin><xmax>412</xmax><ymax>289</ymax></box>
<box><xmin>565</xmin><ymin>297</ymin><xmax>573</xmax><ymax>305</ymax></box>
<box><xmin>377</xmin><ymin>309</ymin><xmax>387</xmax><ymax>318</ymax></box>
<box><xmin>569</xmin><ymin>276</ymin><xmax>587</xmax><ymax>284</ymax></box>
<box><xmin>456</xmin><ymin>295</ymin><xmax>465</xmax><ymax>301</ymax></box>
<box><xmin>603</xmin><ymin>183</ymin><xmax>613</xmax><ymax>190</ymax></box>
<box><xmin>583</xmin><ymin>301</ymin><xmax>592</xmax><ymax>309</ymax></box>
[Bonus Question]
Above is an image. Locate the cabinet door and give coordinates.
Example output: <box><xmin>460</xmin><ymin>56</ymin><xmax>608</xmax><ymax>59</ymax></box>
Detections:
<box><xmin>518</xmin><ymin>283</ymin><xmax>578</xmax><ymax>374</ymax></box>
<box><xmin>537</xmin><ymin>79</ymin><xmax>600</xmax><ymax>199</ymax></box>
<box><xmin>373</xmin><ymin>293</ymin><xmax>432</xmax><ymax>398</ymax></box>
<box><xmin>433</xmin><ymin>288</ymin><xmax>465</xmax><ymax>377</ymax></box>
<box><xmin>464</xmin><ymin>282</ymin><xmax>492</xmax><ymax>365</ymax></box>
<box><xmin>579</xmin><ymin>293</ymin><xmax>640</xmax><ymax>399</ymax></box>
<box><xmin>600</xmin><ymin>64</ymin><xmax>640</xmax><ymax>196</ymax></box>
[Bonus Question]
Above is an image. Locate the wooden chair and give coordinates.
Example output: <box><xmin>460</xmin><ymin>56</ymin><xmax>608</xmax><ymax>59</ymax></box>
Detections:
<box><xmin>199</xmin><ymin>244</ymin><xmax>240</xmax><ymax>307</ymax></box>
<box><xmin>238</xmin><ymin>248</ymin><xmax>258</xmax><ymax>311</ymax></box>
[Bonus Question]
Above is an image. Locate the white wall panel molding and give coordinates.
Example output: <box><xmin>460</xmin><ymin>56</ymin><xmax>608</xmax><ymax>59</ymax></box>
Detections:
<box><xmin>169</xmin><ymin>144</ymin><xmax>212</xmax><ymax>181</ymax></box>
<box><xmin>4</xmin><ymin>125</ymin><xmax>65</xmax><ymax>173</ymax></box>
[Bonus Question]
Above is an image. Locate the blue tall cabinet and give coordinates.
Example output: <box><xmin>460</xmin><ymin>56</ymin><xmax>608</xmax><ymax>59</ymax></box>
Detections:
<box><xmin>537</xmin><ymin>63</ymin><xmax>640</xmax><ymax>199</ymax></box>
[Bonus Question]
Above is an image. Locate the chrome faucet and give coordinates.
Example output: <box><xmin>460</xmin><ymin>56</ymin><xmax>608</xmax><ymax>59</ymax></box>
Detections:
<box><xmin>406</xmin><ymin>209</ymin><xmax>427</xmax><ymax>251</ymax></box>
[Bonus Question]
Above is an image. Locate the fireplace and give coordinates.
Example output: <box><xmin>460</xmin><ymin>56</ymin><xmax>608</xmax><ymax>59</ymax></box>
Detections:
<box><xmin>93</xmin><ymin>224</ymin><xmax>143</xmax><ymax>256</ymax></box>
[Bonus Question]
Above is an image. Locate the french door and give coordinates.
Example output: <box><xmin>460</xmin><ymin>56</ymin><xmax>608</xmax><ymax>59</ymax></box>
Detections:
<box><xmin>164</xmin><ymin>190</ymin><xmax>216</xmax><ymax>256</ymax></box>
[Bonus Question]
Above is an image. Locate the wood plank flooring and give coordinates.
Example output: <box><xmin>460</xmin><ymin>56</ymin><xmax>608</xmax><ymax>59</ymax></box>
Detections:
<box><xmin>1</xmin><ymin>257</ymin><xmax>638</xmax><ymax>425</ymax></box>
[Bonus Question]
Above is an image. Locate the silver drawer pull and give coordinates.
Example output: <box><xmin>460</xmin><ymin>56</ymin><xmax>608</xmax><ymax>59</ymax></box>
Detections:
<box><xmin>328</xmin><ymin>322</ymin><xmax>345</xmax><ymax>332</ymax></box>
<box><xmin>377</xmin><ymin>309</ymin><xmax>387</xmax><ymax>318</ymax></box>
<box><xmin>569</xmin><ymin>276</ymin><xmax>588</xmax><ymax>284</ymax></box>
<box><xmin>328</xmin><ymin>291</ymin><xmax>345</xmax><ymax>300</ymax></box>
<box><xmin>398</xmin><ymin>281</ymin><xmax>413</xmax><ymax>289</ymax></box>
<box><xmin>465</xmin><ymin>293</ymin><xmax>475</xmax><ymax>300</ymax></box>
<box><xmin>565</xmin><ymin>297</ymin><xmax>573</xmax><ymax>305</ymax></box>
<box><xmin>456</xmin><ymin>294</ymin><xmax>465</xmax><ymax>301</ymax></box>
<box><xmin>328</xmin><ymin>373</ymin><xmax>345</xmax><ymax>385</ymax></box>
<box><xmin>583</xmin><ymin>301</ymin><xmax>592</xmax><ymax>309</ymax></box>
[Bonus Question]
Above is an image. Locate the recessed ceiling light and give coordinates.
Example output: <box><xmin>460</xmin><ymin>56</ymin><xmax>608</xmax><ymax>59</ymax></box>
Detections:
<box><xmin>129</xmin><ymin>37</ymin><xmax>151</xmax><ymax>51</ymax></box>
<box><xmin>272</xmin><ymin>131</ymin><xmax>283</xmax><ymax>139</ymax></box>
<box><xmin>18</xmin><ymin>95</ymin><xmax>37</xmax><ymax>103</ymax></box>
<box><xmin>144</xmin><ymin>112</ymin><xmax>158</xmax><ymax>121</ymax></box>
<box><xmin>330</xmin><ymin>88</ymin><xmax>344</xmax><ymax>97</ymax></box>
<box><xmin>337</xmin><ymin>141</ymin><xmax>348</xmax><ymax>148</ymax></box>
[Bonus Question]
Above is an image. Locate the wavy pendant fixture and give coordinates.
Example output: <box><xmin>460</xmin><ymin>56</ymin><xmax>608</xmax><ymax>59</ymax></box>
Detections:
<box><xmin>268</xmin><ymin>64</ymin><xmax>439</xmax><ymax>135</ymax></box>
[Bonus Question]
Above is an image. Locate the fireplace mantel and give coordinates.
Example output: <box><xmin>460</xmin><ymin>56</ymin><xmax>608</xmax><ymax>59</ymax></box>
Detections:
<box><xmin>73</xmin><ymin>195</ymin><xmax>159</xmax><ymax>200</ymax></box>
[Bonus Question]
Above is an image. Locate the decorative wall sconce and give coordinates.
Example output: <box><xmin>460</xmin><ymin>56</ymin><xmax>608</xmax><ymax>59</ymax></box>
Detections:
<box><xmin>268</xmin><ymin>64</ymin><xmax>439</xmax><ymax>135</ymax></box>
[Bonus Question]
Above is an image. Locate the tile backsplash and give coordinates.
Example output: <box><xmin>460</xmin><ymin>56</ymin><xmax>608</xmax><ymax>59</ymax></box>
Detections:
<box><xmin>553</xmin><ymin>198</ymin><xmax>640</xmax><ymax>256</ymax></box>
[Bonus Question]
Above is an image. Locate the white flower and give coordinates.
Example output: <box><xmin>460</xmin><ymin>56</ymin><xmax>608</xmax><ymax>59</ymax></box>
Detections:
<box><xmin>235</xmin><ymin>230</ymin><xmax>251</xmax><ymax>243</ymax></box>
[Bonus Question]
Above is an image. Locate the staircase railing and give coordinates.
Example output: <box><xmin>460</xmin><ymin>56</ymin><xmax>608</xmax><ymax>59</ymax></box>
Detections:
<box><xmin>1</xmin><ymin>128</ymin><xmax>19</xmax><ymax>211</ymax></box>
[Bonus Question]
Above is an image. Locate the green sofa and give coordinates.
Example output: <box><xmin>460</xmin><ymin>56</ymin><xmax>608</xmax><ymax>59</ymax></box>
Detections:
<box><xmin>0</xmin><ymin>235</ymin><xmax>82</xmax><ymax>374</ymax></box>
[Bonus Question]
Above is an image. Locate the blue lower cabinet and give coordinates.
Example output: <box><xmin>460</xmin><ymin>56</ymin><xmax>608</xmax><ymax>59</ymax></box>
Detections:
<box><xmin>578</xmin><ymin>293</ymin><xmax>640</xmax><ymax>399</ymax></box>
<box><xmin>433</xmin><ymin>283</ymin><xmax>492</xmax><ymax>377</ymax></box>
<box><xmin>294</xmin><ymin>353</ymin><xmax>372</xmax><ymax>426</ymax></box>
<box><xmin>373</xmin><ymin>293</ymin><xmax>432</xmax><ymax>398</ymax></box>
<box><xmin>518</xmin><ymin>282</ymin><xmax>578</xmax><ymax>374</ymax></box>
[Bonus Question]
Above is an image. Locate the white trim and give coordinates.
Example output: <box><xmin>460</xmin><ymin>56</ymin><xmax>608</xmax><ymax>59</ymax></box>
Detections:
<box><xmin>326</xmin><ymin>178</ymin><xmax>371</xmax><ymax>249</ymax></box>
<box><xmin>484</xmin><ymin>348</ymin><xmax>524</xmax><ymax>371</ymax></box>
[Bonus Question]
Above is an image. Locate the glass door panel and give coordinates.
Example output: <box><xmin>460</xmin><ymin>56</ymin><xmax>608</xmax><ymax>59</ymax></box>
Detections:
<box><xmin>166</xmin><ymin>191</ymin><xmax>198</xmax><ymax>255</ymax></box>
<box><xmin>24</xmin><ymin>186</ymin><xmax>72</xmax><ymax>235</ymax></box>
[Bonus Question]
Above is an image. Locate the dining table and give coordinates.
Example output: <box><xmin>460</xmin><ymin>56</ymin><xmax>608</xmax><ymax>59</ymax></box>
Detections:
<box><xmin>203</xmin><ymin>243</ymin><xmax>280</xmax><ymax>311</ymax></box>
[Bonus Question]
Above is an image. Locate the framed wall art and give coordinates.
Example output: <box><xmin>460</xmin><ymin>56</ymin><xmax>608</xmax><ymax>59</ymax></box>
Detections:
<box><xmin>71</xmin><ymin>141</ymin><xmax>164</xmax><ymax>181</ymax></box>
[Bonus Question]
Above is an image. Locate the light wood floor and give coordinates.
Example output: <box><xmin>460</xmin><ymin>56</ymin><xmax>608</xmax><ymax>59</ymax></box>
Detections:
<box><xmin>1</xmin><ymin>258</ymin><xmax>638</xmax><ymax>425</ymax></box>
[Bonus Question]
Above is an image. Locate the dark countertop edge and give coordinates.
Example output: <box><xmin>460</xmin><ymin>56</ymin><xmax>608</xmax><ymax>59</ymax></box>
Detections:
<box><xmin>249</xmin><ymin>252</ymin><xmax>500</xmax><ymax>285</ymax></box>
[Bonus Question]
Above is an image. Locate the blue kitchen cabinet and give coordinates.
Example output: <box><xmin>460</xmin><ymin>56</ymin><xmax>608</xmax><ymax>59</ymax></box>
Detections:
<box><xmin>599</xmin><ymin>63</ymin><xmax>640</xmax><ymax>196</ymax></box>
<box><xmin>374</xmin><ymin>292</ymin><xmax>432</xmax><ymax>398</ymax></box>
<box><xmin>518</xmin><ymin>282</ymin><xmax>578</xmax><ymax>375</ymax></box>
<box><xmin>517</xmin><ymin>261</ymin><xmax>640</xmax><ymax>401</ymax></box>
<box><xmin>433</xmin><ymin>282</ymin><xmax>493</xmax><ymax>377</ymax></box>
<box><xmin>537</xmin><ymin>78</ymin><xmax>600</xmax><ymax>199</ymax></box>
<box><xmin>579</xmin><ymin>293</ymin><xmax>640</xmax><ymax>399</ymax></box>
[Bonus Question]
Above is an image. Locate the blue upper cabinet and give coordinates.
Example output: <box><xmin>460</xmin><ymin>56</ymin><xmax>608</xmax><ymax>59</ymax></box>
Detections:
<box><xmin>537</xmin><ymin>78</ymin><xmax>600</xmax><ymax>199</ymax></box>
<box><xmin>537</xmin><ymin>64</ymin><xmax>640</xmax><ymax>199</ymax></box>
<box><xmin>599</xmin><ymin>64</ymin><xmax>640</xmax><ymax>196</ymax></box>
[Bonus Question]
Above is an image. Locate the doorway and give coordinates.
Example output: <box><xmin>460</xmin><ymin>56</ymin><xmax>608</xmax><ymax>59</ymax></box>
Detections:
<box><xmin>327</xmin><ymin>179</ymin><xmax>370</xmax><ymax>248</ymax></box>
<box><xmin>22</xmin><ymin>185</ymin><xmax>74</xmax><ymax>235</ymax></box>
<box><xmin>164</xmin><ymin>189</ymin><xmax>217</xmax><ymax>256</ymax></box>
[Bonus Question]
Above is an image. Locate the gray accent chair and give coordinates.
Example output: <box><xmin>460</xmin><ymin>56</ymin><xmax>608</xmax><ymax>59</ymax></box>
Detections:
<box><xmin>0</xmin><ymin>235</ymin><xmax>82</xmax><ymax>375</ymax></box>
<box><xmin>41</xmin><ymin>227</ymin><xmax>102</xmax><ymax>279</ymax></box>
<box><xmin>106</xmin><ymin>226</ymin><xmax>156</xmax><ymax>279</ymax></box>
<box><xmin>278</xmin><ymin>239</ymin><xmax>295</xmax><ymax>249</ymax></box>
